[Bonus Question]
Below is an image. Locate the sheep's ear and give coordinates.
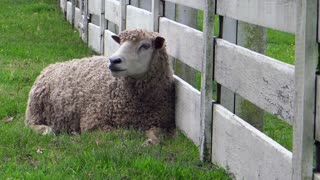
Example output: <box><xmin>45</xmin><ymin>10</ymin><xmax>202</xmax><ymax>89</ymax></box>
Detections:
<box><xmin>154</xmin><ymin>36</ymin><xmax>165</xmax><ymax>49</ymax></box>
<box><xmin>112</xmin><ymin>35</ymin><xmax>121</xmax><ymax>44</ymax></box>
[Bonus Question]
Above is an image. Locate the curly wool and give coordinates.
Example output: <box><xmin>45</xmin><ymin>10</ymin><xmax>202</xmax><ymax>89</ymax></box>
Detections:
<box><xmin>25</xmin><ymin>30</ymin><xmax>175</xmax><ymax>133</ymax></box>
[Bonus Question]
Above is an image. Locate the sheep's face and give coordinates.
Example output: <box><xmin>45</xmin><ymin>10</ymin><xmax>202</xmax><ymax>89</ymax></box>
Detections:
<box><xmin>109</xmin><ymin>35</ymin><xmax>164</xmax><ymax>78</ymax></box>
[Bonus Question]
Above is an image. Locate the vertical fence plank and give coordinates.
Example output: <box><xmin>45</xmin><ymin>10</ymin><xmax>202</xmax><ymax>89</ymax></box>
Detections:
<box><xmin>120</xmin><ymin>0</ymin><xmax>126</xmax><ymax>31</ymax></box>
<box><xmin>130</xmin><ymin>0</ymin><xmax>139</xmax><ymax>7</ymax></box>
<box><xmin>100</xmin><ymin>0</ymin><xmax>106</xmax><ymax>54</ymax></box>
<box><xmin>151</xmin><ymin>0</ymin><xmax>160</xmax><ymax>32</ymax></box>
<box><xmin>83</xmin><ymin>0</ymin><xmax>88</xmax><ymax>42</ymax></box>
<box><xmin>71</xmin><ymin>0</ymin><xmax>76</xmax><ymax>26</ymax></box>
<box><xmin>174</xmin><ymin>5</ymin><xmax>198</xmax><ymax>87</ymax></box>
<box><xmin>220</xmin><ymin>17</ymin><xmax>237</xmax><ymax>113</ymax></box>
<box><xmin>164</xmin><ymin>1</ymin><xmax>175</xmax><ymax>69</ymax></box>
<box><xmin>316</xmin><ymin>76</ymin><xmax>320</xmax><ymax>141</ymax></box>
<box><xmin>220</xmin><ymin>18</ymin><xmax>266</xmax><ymax>130</ymax></box>
<box><xmin>293</xmin><ymin>0</ymin><xmax>317</xmax><ymax>179</ymax></box>
<box><xmin>235</xmin><ymin>22</ymin><xmax>266</xmax><ymax>131</ymax></box>
<box><xmin>200</xmin><ymin>0</ymin><xmax>215</xmax><ymax>161</ymax></box>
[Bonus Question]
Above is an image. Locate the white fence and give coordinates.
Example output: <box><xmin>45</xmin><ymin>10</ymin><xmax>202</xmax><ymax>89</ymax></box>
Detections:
<box><xmin>60</xmin><ymin>0</ymin><xmax>319</xmax><ymax>179</ymax></box>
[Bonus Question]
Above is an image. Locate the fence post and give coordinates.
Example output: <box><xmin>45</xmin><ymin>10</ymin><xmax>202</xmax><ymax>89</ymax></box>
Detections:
<box><xmin>316</xmin><ymin>75</ymin><xmax>320</xmax><ymax>178</ymax></box>
<box><xmin>293</xmin><ymin>0</ymin><xmax>317</xmax><ymax>179</ymax></box>
<box><xmin>174</xmin><ymin>5</ymin><xmax>198</xmax><ymax>87</ymax></box>
<box><xmin>151</xmin><ymin>0</ymin><xmax>160</xmax><ymax>32</ymax></box>
<box><xmin>71</xmin><ymin>0</ymin><xmax>76</xmax><ymax>27</ymax></box>
<box><xmin>82</xmin><ymin>0</ymin><xmax>88</xmax><ymax>43</ymax></box>
<box><xmin>200</xmin><ymin>0</ymin><xmax>215</xmax><ymax>162</ymax></box>
<box><xmin>235</xmin><ymin>22</ymin><xmax>266</xmax><ymax>131</ymax></box>
<box><xmin>119</xmin><ymin>0</ymin><xmax>126</xmax><ymax>31</ymax></box>
<box><xmin>100</xmin><ymin>0</ymin><xmax>106</xmax><ymax>54</ymax></box>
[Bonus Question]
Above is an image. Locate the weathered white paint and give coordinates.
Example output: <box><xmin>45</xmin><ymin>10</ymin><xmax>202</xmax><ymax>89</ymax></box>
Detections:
<box><xmin>216</xmin><ymin>0</ymin><xmax>296</xmax><ymax>34</ymax></box>
<box><xmin>174</xmin><ymin>75</ymin><xmax>201</xmax><ymax>146</ymax></box>
<box><xmin>293</xmin><ymin>0</ymin><xmax>317</xmax><ymax>179</ymax></box>
<box><xmin>215</xmin><ymin>39</ymin><xmax>295</xmax><ymax>124</ymax></box>
<box><xmin>200</xmin><ymin>0</ymin><xmax>215</xmax><ymax>162</ymax></box>
<box><xmin>119</xmin><ymin>0</ymin><xmax>126</xmax><ymax>31</ymax></box>
<box><xmin>159</xmin><ymin>18</ymin><xmax>203</xmax><ymax>72</ymax></box>
<box><xmin>105</xmin><ymin>0</ymin><xmax>120</xmax><ymax>26</ymax></box>
<box><xmin>83</xmin><ymin>0</ymin><xmax>89</xmax><ymax>42</ymax></box>
<box><xmin>314</xmin><ymin>173</ymin><xmax>320</xmax><ymax>180</ymax></box>
<box><xmin>235</xmin><ymin>22</ymin><xmax>266</xmax><ymax>131</ymax></box>
<box><xmin>88</xmin><ymin>23</ymin><xmax>101</xmax><ymax>53</ymax></box>
<box><xmin>71</xmin><ymin>0</ymin><xmax>75</xmax><ymax>26</ymax></box>
<box><xmin>104</xmin><ymin>30</ymin><xmax>120</xmax><ymax>58</ymax></box>
<box><xmin>100</xmin><ymin>0</ymin><xmax>106</xmax><ymax>55</ymax></box>
<box><xmin>164</xmin><ymin>1</ymin><xmax>175</xmax><ymax>20</ymax></box>
<box><xmin>319</xmin><ymin>2</ymin><xmax>320</xmax><ymax>43</ymax></box>
<box><xmin>151</xmin><ymin>0</ymin><xmax>160</xmax><ymax>32</ymax></box>
<box><xmin>60</xmin><ymin>0</ymin><xmax>67</xmax><ymax>13</ymax></box>
<box><xmin>126</xmin><ymin>5</ymin><xmax>153</xmax><ymax>31</ymax></box>
<box><xmin>139</xmin><ymin>0</ymin><xmax>152</xmax><ymax>11</ymax></box>
<box><xmin>316</xmin><ymin>76</ymin><xmax>320</xmax><ymax>141</ymax></box>
<box><xmin>165</xmin><ymin>0</ymin><xmax>204</xmax><ymax>10</ymax></box>
<box><xmin>220</xmin><ymin>17</ymin><xmax>237</xmax><ymax>113</ymax></box>
<box><xmin>88</xmin><ymin>0</ymin><xmax>101</xmax><ymax>15</ymax></box>
<box><xmin>130</xmin><ymin>0</ymin><xmax>139</xmax><ymax>6</ymax></box>
<box><xmin>173</xmin><ymin>4</ymin><xmax>198</xmax><ymax>87</ymax></box>
<box><xmin>74</xmin><ymin>7</ymin><xmax>81</xmax><ymax>29</ymax></box>
<box><xmin>66</xmin><ymin>1</ymin><xmax>73</xmax><ymax>23</ymax></box>
<box><xmin>212</xmin><ymin>105</ymin><xmax>292</xmax><ymax>180</ymax></box>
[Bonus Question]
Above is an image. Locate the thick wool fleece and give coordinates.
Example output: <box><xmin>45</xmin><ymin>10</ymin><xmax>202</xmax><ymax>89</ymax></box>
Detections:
<box><xmin>25</xmin><ymin>31</ymin><xmax>175</xmax><ymax>133</ymax></box>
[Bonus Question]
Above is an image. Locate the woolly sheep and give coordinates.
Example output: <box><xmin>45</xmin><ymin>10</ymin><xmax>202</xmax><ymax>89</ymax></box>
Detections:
<box><xmin>25</xmin><ymin>29</ymin><xmax>175</xmax><ymax>143</ymax></box>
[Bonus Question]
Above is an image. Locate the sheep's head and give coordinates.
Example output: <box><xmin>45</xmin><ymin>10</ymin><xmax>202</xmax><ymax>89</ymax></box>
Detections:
<box><xmin>109</xmin><ymin>29</ymin><xmax>165</xmax><ymax>79</ymax></box>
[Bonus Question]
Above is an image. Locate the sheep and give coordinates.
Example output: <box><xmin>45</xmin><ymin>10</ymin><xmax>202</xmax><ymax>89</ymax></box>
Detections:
<box><xmin>25</xmin><ymin>29</ymin><xmax>175</xmax><ymax>143</ymax></box>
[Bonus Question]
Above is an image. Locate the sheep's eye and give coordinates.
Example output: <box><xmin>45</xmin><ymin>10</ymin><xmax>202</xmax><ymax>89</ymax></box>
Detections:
<box><xmin>139</xmin><ymin>43</ymin><xmax>151</xmax><ymax>50</ymax></box>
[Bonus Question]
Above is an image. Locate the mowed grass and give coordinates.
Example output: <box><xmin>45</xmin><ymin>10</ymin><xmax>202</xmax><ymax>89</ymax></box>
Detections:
<box><xmin>0</xmin><ymin>0</ymin><xmax>230</xmax><ymax>179</ymax></box>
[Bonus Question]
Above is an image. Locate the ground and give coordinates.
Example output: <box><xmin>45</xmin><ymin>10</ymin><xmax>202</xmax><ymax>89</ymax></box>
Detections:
<box><xmin>0</xmin><ymin>0</ymin><xmax>230</xmax><ymax>179</ymax></box>
<box><xmin>0</xmin><ymin>0</ymin><xmax>294</xmax><ymax>178</ymax></box>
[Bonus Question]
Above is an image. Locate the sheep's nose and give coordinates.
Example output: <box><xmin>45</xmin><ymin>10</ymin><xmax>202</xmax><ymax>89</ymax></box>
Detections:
<box><xmin>110</xmin><ymin>58</ymin><xmax>122</xmax><ymax>65</ymax></box>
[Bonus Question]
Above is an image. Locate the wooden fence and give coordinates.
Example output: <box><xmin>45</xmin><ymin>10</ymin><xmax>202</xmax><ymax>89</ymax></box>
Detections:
<box><xmin>59</xmin><ymin>0</ymin><xmax>319</xmax><ymax>179</ymax></box>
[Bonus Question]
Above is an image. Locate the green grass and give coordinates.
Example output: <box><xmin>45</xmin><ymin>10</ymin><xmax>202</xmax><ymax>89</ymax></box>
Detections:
<box><xmin>0</xmin><ymin>0</ymin><xmax>230</xmax><ymax>179</ymax></box>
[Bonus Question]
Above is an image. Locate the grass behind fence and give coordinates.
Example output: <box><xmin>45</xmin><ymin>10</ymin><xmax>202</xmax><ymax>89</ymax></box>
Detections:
<box><xmin>197</xmin><ymin>12</ymin><xmax>294</xmax><ymax>151</ymax></box>
<box><xmin>0</xmin><ymin>0</ymin><xmax>230</xmax><ymax>179</ymax></box>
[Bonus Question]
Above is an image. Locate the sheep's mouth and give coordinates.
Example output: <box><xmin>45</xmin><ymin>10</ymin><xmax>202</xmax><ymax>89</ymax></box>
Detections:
<box><xmin>109</xmin><ymin>65</ymin><xmax>126</xmax><ymax>72</ymax></box>
<box><xmin>110</xmin><ymin>68</ymin><xmax>126</xmax><ymax>73</ymax></box>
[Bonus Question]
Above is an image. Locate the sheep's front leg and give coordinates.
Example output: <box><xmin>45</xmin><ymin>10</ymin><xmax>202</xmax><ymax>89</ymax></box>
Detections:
<box><xmin>29</xmin><ymin>125</ymin><xmax>54</xmax><ymax>135</ymax></box>
<box><xmin>144</xmin><ymin>127</ymin><xmax>162</xmax><ymax>145</ymax></box>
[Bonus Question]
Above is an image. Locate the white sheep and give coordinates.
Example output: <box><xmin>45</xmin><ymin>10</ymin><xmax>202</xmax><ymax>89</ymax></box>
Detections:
<box><xmin>25</xmin><ymin>29</ymin><xmax>175</xmax><ymax>143</ymax></box>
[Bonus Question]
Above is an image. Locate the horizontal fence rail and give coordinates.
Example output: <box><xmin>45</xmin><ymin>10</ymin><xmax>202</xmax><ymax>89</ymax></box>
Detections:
<box><xmin>215</xmin><ymin>39</ymin><xmax>295</xmax><ymax>124</ymax></box>
<box><xmin>212</xmin><ymin>104</ymin><xmax>292</xmax><ymax>180</ymax></box>
<box><xmin>216</xmin><ymin>0</ymin><xmax>296</xmax><ymax>34</ymax></box>
<box><xmin>174</xmin><ymin>75</ymin><xmax>201</xmax><ymax>146</ymax></box>
<box><xmin>164</xmin><ymin>0</ymin><xmax>204</xmax><ymax>10</ymax></box>
<box><xmin>159</xmin><ymin>18</ymin><xmax>203</xmax><ymax>72</ymax></box>
<box><xmin>105</xmin><ymin>0</ymin><xmax>120</xmax><ymax>26</ymax></box>
<box><xmin>104</xmin><ymin>30</ymin><xmax>119</xmax><ymax>58</ymax></box>
<box><xmin>126</xmin><ymin>5</ymin><xmax>153</xmax><ymax>31</ymax></box>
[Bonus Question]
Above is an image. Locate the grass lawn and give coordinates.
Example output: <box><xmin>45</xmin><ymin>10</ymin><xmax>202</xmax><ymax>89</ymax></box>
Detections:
<box><xmin>0</xmin><ymin>0</ymin><xmax>230</xmax><ymax>179</ymax></box>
